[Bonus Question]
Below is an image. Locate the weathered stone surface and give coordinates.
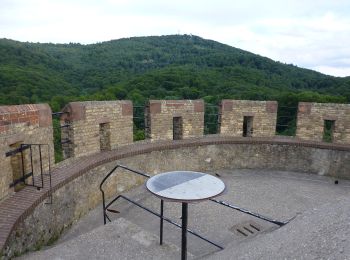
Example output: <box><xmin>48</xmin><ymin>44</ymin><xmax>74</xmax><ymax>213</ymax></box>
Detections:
<box><xmin>219</xmin><ymin>100</ymin><xmax>278</xmax><ymax>137</ymax></box>
<box><xmin>145</xmin><ymin>100</ymin><xmax>204</xmax><ymax>141</ymax></box>
<box><xmin>296</xmin><ymin>102</ymin><xmax>350</xmax><ymax>144</ymax></box>
<box><xmin>1</xmin><ymin>136</ymin><xmax>350</xmax><ymax>258</ymax></box>
<box><xmin>2</xmin><ymin>98</ymin><xmax>350</xmax><ymax>258</ymax></box>
<box><xmin>19</xmin><ymin>170</ymin><xmax>350</xmax><ymax>260</ymax></box>
<box><xmin>0</xmin><ymin>104</ymin><xmax>54</xmax><ymax>202</ymax></box>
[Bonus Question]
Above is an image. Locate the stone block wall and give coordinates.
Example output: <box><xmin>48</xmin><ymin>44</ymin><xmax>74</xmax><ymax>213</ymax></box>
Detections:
<box><xmin>145</xmin><ymin>100</ymin><xmax>204</xmax><ymax>141</ymax></box>
<box><xmin>0</xmin><ymin>104</ymin><xmax>53</xmax><ymax>201</ymax></box>
<box><xmin>296</xmin><ymin>102</ymin><xmax>350</xmax><ymax>143</ymax></box>
<box><xmin>2</xmin><ymin>137</ymin><xmax>350</xmax><ymax>258</ymax></box>
<box><xmin>219</xmin><ymin>100</ymin><xmax>278</xmax><ymax>137</ymax></box>
<box><xmin>60</xmin><ymin>101</ymin><xmax>133</xmax><ymax>158</ymax></box>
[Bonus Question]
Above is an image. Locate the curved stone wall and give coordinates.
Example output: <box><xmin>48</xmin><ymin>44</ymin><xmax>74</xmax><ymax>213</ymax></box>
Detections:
<box><xmin>1</xmin><ymin>136</ymin><xmax>349</xmax><ymax>258</ymax></box>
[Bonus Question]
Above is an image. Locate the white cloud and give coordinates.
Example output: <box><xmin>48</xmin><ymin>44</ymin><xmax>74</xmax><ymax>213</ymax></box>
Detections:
<box><xmin>313</xmin><ymin>66</ymin><xmax>350</xmax><ymax>77</ymax></box>
<box><xmin>214</xmin><ymin>12</ymin><xmax>350</xmax><ymax>77</ymax></box>
<box><xmin>0</xmin><ymin>0</ymin><xmax>349</xmax><ymax>76</ymax></box>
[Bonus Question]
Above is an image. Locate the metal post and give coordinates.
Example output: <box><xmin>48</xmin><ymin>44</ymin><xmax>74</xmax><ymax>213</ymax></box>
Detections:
<box><xmin>181</xmin><ymin>202</ymin><xmax>188</xmax><ymax>260</ymax></box>
<box><xmin>39</xmin><ymin>145</ymin><xmax>44</xmax><ymax>188</ymax></box>
<box><xmin>20</xmin><ymin>147</ymin><xmax>25</xmax><ymax>185</ymax></box>
<box><xmin>160</xmin><ymin>199</ymin><xmax>164</xmax><ymax>245</ymax></box>
<box><xmin>29</xmin><ymin>145</ymin><xmax>34</xmax><ymax>186</ymax></box>
<box><xmin>102</xmin><ymin>192</ymin><xmax>107</xmax><ymax>225</ymax></box>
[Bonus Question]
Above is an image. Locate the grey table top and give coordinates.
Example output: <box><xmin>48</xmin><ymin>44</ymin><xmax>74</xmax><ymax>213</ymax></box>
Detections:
<box><xmin>146</xmin><ymin>171</ymin><xmax>225</xmax><ymax>202</ymax></box>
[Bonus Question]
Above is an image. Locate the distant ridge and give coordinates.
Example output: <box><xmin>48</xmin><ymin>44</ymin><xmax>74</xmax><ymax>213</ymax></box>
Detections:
<box><xmin>0</xmin><ymin>34</ymin><xmax>349</xmax><ymax>110</ymax></box>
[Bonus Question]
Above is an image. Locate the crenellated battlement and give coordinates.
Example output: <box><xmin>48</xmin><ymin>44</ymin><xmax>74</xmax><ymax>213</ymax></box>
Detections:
<box><xmin>0</xmin><ymin>99</ymin><xmax>350</xmax><ymax>258</ymax></box>
<box><xmin>0</xmin><ymin>99</ymin><xmax>350</xmax><ymax>203</ymax></box>
<box><xmin>296</xmin><ymin>102</ymin><xmax>350</xmax><ymax>143</ymax></box>
<box><xmin>60</xmin><ymin>101</ymin><xmax>133</xmax><ymax>158</ymax></box>
<box><xmin>145</xmin><ymin>100</ymin><xmax>205</xmax><ymax>141</ymax></box>
<box><xmin>219</xmin><ymin>100</ymin><xmax>278</xmax><ymax>137</ymax></box>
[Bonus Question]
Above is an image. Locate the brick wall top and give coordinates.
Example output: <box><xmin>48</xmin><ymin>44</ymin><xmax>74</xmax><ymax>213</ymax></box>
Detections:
<box><xmin>221</xmin><ymin>99</ymin><xmax>278</xmax><ymax>113</ymax></box>
<box><xmin>148</xmin><ymin>99</ymin><xmax>204</xmax><ymax>114</ymax></box>
<box><xmin>298</xmin><ymin>102</ymin><xmax>312</xmax><ymax>115</ymax></box>
<box><xmin>61</xmin><ymin>100</ymin><xmax>132</xmax><ymax>121</ymax></box>
<box><xmin>0</xmin><ymin>104</ymin><xmax>52</xmax><ymax>134</ymax></box>
<box><xmin>298</xmin><ymin>102</ymin><xmax>350</xmax><ymax>115</ymax></box>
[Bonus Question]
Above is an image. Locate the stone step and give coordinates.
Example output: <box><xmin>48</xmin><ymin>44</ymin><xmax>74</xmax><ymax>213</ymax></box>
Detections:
<box><xmin>17</xmin><ymin>217</ymin><xmax>193</xmax><ymax>260</ymax></box>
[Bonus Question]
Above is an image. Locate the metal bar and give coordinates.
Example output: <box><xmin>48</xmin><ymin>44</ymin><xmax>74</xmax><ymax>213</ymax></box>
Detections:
<box><xmin>52</xmin><ymin>112</ymin><xmax>68</xmax><ymax>116</ymax></box>
<box><xmin>5</xmin><ymin>144</ymin><xmax>30</xmax><ymax>157</ymax></box>
<box><xmin>112</xmin><ymin>195</ymin><xmax>223</xmax><ymax>250</ymax></box>
<box><xmin>61</xmin><ymin>139</ymin><xmax>71</xmax><ymax>144</ymax></box>
<box><xmin>47</xmin><ymin>145</ymin><xmax>53</xmax><ymax>204</ymax></box>
<box><xmin>9</xmin><ymin>172</ymin><xmax>33</xmax><ymax>188</ymax></box>
<box><xmin>21</xmin><ymin>145</ymin><xmax>25</xmax><ymax>185</ymax></box>
<box><xmin>100</xmin><ymin>164</ymin><xmax>150</xmax><ymax>192</ymax></box>
<box><xmin>29</xmin><ymin>145</ymin><xmax>34</xmax><ymax>186</ymax></box>
<box><xmin>117</xmin><ymin>164</ymin><xmax>151</xmax><ymax>178</ymax></box>
<box><xmin>160</xmin><ymin>199</ymin><xmax>164</xmax><ymax>245</ymax></box>
<box><xmin>209</xmin><ymin>198</ymin><xmax>287</xmax><ymax>226</ymax></box>
<box><xmin>102</xmin><ymin>190</ymin><xmax>107</xmax><ymax>225</ymax></box>
<box><xmin>100</xmin><ymin>164</ymin><xmax>150</xmax><ymax>224</ymax></box>
<box><xmin>39</xmin><ymin>145</ymin><xmax>44</xmax><ymax>188</ymax></box>
<box><xmin>181</xmin><ymin>202</ymin><xmax>188</xmax><ymax>260</ymax></box>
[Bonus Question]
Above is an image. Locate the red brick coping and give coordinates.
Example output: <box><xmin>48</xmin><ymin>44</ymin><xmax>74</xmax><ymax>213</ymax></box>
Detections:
<box><xmin>0</xmin><ymin>104</ymin><xmax>52</xmax><ymax>134</ymax></box>
<box><xmin>0</xmin><ymin>136</ymin><xmax>349</xmax><ymax>251</ymax></box>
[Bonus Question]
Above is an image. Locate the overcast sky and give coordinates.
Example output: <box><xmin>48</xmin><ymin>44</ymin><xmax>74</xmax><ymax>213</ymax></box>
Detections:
<box><xmin>1</xmin><ymin>0</ymin><xmax>350</xmax><ymax>77</ymax></box>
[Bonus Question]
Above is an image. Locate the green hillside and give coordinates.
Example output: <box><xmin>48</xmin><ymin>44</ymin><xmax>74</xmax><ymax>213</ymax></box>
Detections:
<box><xmin>1</xmin><ymin>34</ymin><xmax>349</xmax><ymax>160</ymax></box>
<box><xmin>1</xmin><ymin>34</ymin><xmax>349</xmax><ymax>112</ymax></box>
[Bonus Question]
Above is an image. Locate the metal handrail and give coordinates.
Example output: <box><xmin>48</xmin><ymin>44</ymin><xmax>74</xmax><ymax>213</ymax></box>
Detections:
<box><xmin>6</xmin><ymin>143</ymin><xmax>53</xmax><ymax>203</ymax></box>
<box><xmin>209</xmin><ymin>198</ymin><xmax>290</xmax><ymax>226</ymax></box>
<box><xmin>115</xmin><ymin>194</ymin><xmax>223</xmax><ymax>250</ymax></box>
<box><xmin>99</xmin><ymin>164</ymin><xmax>292</xmax><ymax>255</ymax></box>
<box><xmin>99</xmin><ymin>164</ymin><xmax>223</xmax><ymax>250</ymax></box>
<box><xmin>99</xmin><ymin>164</ymin><xmax>150</xmax><ymax>224</ymax></box>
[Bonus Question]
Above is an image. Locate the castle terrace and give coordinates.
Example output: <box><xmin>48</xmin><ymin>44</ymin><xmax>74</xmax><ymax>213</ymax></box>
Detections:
<box><xmin>0</xmin><ymin>100</ymin><xmax>350</xmax><ymax>259</ymax></box>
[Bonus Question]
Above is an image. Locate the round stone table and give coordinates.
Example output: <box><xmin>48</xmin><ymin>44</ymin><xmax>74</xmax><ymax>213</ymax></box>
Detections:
<box><xmin>146</xmin><ymin>171</ymin><xmax>225</xmax><ymax>260</ymax></box>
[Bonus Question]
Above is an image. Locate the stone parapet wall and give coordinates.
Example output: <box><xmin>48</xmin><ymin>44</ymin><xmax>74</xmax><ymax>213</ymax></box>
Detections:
<box><xmin>219</xmin><ymin>100</ymin><xmax>278</xmax><ymax>137</ymax></box>
<box><xmin>145</xmin><ymin>100</ymin><xmax>204</xmax><ymax>141</ymax></box>
<box><xmin>296</xmin><ymin>102</ymin><xmax>350</xmax><ymax>143</ymax></box>
<box><xmin>0</xmin><ymin>104</ymin><xmax>53</xmax><ymax>201</ymax></box>
<box><xmin>1</xmin><ymin>136</ymin><xmax>349</xmax><ymax>258</ymax></box>
<box><xmin>61</xmin><ymin>101</ymin><xmax>133</xmax><ymax>158</ymax></box>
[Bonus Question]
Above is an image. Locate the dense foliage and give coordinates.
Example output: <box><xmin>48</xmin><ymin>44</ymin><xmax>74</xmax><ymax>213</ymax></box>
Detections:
<box><xmin>1</xmin><ymin>34</ymin><xmax>349</xmax><ymax>160</ymax></box>
<box><xmin>1</xmin><ymin>35</ymin><xmax>349</xmax><ymax>109</ymax></box>
<box><xmin>0</xmin><ymin>34</ymin><xmax>349</xmax><ymax>126</ymax></box>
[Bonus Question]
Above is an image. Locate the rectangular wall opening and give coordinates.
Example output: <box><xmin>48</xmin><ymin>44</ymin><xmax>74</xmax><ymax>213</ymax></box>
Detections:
<box><xmin>323</xmin><ymin>120</ymin><xmax>335</xmax><ymax>142</ymax></box>
<box><xmin>243</xmin><ymin>116</ymin><xmax>254</xmax><ymax>137</ymax></box>
<box><xmin>9</xmin><ymin>142</ymin><xmax>25</xmax><ymax>191</ymax></box>
<box><xmin>173</xmin><ymin>117</ymin><xmax>183</xmax><ymax>140</ymax></box>
<box><xmin>144</xmin><ymin>105</ymin><xmax>151</xmax><ymax>140</ymax></box>
<box><xmin>61</xmin><ymin>119</ymin><xmax>72</xmax><ymax>159</ymax></box>
<box><xmin>99</xmin><ymin>123</ymin><xmax>111</xmax><ymax>151</ymax></box>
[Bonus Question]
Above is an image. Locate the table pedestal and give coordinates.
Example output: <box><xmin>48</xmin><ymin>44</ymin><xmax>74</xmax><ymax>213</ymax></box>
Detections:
<box><xmin>181</xmin><ymin>202</ymin><xmax>188</xmax><ymax>260</ymax></box>
<box><xmin>146</xmin><ymin>171</ymin><xmax>225</xmax><ymax>260</ymax></box>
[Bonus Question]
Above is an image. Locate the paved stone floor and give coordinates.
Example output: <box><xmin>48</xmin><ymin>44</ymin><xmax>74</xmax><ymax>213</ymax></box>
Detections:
<box><xmin>18</xmin><ymin>169</ymin><xmax>350</xmax><ymax>259</ymax></box>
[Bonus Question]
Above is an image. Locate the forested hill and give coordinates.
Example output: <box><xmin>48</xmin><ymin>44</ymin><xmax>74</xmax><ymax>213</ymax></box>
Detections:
<box><xmin>0</xmin><ymin>34</ymin><xmax>349</xmax><ymax>112</ymax></box>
